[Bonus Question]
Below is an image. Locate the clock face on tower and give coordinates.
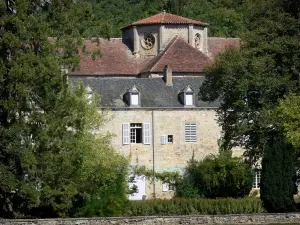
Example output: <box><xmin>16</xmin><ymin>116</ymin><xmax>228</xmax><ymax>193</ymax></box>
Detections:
<box><xmin>141</xmin><ymin>33</ymin><xmax>155</xmax><ymax>50</ymax></box>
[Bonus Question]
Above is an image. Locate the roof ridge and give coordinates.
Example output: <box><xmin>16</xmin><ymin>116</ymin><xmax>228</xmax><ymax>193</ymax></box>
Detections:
<box><xmin>139</xmin><ymin>35</ymin><xmax>179</xmax><ymax>74</ymax></box>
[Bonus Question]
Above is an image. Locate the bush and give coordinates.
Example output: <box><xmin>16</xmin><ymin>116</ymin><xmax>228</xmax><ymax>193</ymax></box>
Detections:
<box><xmin>123</xmin><ymin>197</ymin><xmax>265</xmax><ymax>216</ymax></box>
<box><xmin>184</xmin><ymin>151</ymin><xmax>253</xmax><ymax>198</ymax></box>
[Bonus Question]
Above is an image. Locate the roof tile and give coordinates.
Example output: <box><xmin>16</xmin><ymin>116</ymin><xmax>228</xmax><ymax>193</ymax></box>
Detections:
<box><xmin>122</xmin><ymin>12</ymin><xmax>208</xmax><ymax>29</ymax></box>
<box><xmin>140</xmin><ymin>36</ymin><xmax>213</xmax><ymax>73</ymax></box>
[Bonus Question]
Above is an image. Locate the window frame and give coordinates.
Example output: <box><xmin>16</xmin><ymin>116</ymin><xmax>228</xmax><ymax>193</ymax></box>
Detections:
<box><xmin>123</xmin><ymin>123</ymin><xmax>151</xmax><ymax>145</ymax></box>
<box><xmin>252</xmin><ymin>170</ymin><xmax>261</xmax><ymax>189</ymax></box>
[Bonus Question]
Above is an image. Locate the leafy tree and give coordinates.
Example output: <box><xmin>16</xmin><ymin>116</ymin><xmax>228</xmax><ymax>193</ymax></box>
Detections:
<box><xmin>199</xmin><ymin>0</ymin><xmax>300</xmax><ymax>212</ymax></box>
<box><xmin>260</xmin><ymin>134</ymin><xmax>297</xmax><ymax>212</ymax></box>
<box><xmin>0</xmin><ymin>0</ymin><xmax>128</xmax><ymax>218</ymax></box>
<box><xmin>200</xmin><ymin>0</ymin><xmax>300</xmax><ymax>163</ymax></box>
<box><xmin>184</xmin><ymin>152</ymin><xmax>253</xmax><ymax>198</ymax></box>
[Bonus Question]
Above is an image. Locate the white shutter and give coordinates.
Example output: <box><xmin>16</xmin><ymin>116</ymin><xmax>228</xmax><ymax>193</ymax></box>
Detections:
<box><xmin>161</xmin><ymin>135</ymin><xmax>167</xmax><ymax>145</ymax></box>
<box><xmin>185</xmin><ymin>122</ymin><xmax>197</xmax><ymax>143</ymax></box>
<box><xmin>143</xmin><ymin>123</ymin><xmax>151</xmax><ymax>145</ymax></box>
<box><xmin>123</xmin><ymin>123</ymin><xmax>130</xmax><ymax>144</ymax></box>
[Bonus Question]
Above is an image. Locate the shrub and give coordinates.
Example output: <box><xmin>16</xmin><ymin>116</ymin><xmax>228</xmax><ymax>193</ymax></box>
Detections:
<box><xmin>185</xmin><ymin>151</ymin><xmax>253</xmax><ymax>198</ymax></box>
<box><xmin>123</xmin><ymin>197</ymin><xmax>265</xmax><ymax>216</ymax></box>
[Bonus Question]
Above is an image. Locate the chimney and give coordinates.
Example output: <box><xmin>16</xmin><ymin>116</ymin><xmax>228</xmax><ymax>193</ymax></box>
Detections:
<box><xmin>163</xmin><ymin>65</ymin><xmax>172</xmax><ymax>86</ymax></box>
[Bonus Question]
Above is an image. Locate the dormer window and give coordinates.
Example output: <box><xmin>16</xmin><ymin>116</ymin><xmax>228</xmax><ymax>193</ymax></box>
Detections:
<box><xmin>125</xmin><ymin>85</ymin><xmax>141</xmax><ymax>107</ymax></box>
<box><xmin>179</xmin><ymin>86</ymin><xmax>195</xmax><ymax>107</ymax></box>
<box><xmin>131</xmin><ymin>93</ymin><xmax>139</xmax><ymax>106</ymax></box>
<box><xmin>185</xmin><ymin>93</ymin><xmax>193</xmax><ymax>106</ymax></box>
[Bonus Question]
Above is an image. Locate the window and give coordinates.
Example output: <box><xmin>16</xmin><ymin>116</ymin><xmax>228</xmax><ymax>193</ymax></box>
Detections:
<box><xmin>161</xmin><ymin>135</ymin><xmax>173</xmax><ymax>144</ymax></box>
<box><xmin>179</xmin><ymin>86</ymin><xmax>195</xmax><ymax>106</ymax></box>
<box><xmin>167</xmin><ymin>135</ymin><xmax>173</xmax><ymax>143</ymax></box>
<box><xmin>123</xmin><ymin>123</ymin><xmax>151</xmax><ymax>145</ymax></box>
<box><xmin>185</xmin><ymin>93</ymin><xmax>193</xmax><ymax>106</ymax></box>
<box><xmin>185</xmin><ymin>122</ymin><xmax>197</xmax><ymax>143</ymax></box>
<box><xmin>131</xmin><ymin>93</ymin><xmax>139</xmax><ymax>106</ymax></box>
<box><xmin>130</xmin><ymin>123</ymin><xmax>142</xmax><ymax>143</ymax></box>
<box><xmin>162</xmin><ymin>183</ymin><xmax>176</xmax><ymax>192</ymax></box>
<box><xmin>253</xmin><ymin>170</ymin><xmax>261</xmax><ymax>189</ymax></box>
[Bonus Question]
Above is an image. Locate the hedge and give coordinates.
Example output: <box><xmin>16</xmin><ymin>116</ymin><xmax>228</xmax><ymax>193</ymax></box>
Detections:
<box><xmin>123</xmin><ymin>197</ymin><xmax>265</xmax><ymax>216</ymax></box>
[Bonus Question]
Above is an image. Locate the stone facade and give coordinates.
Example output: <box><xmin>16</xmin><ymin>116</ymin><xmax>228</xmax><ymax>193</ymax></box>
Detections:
<box><xmin>122</xmin><ymin>23</ymin><xmax>208</xmax><ymax>57</ymax></box>
<box><xmin>2</xmin><ymin>213</ymin><xmax>300</xmax><ymax>225</ymax></box>
<box><xmin>99</xmin><ymin>109</ymin><xmax>243</xmax><ymax>199</ymax></box>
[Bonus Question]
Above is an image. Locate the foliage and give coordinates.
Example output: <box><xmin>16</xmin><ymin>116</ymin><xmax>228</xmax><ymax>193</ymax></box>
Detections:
<box><xmin>0</xmin><ymin>0</ymin><xmax>128</xmax><ymax>218</ymax></box>
<box><xmin>174</xmin><ymin>178</ymin><xmax>200</xmax><ymax>198</ymax></box>
<box><xmin>199</xmin><ymin>0</ymin><xmax>300</xmax><ymax>211</ymax></box>
<box><xmin>199</xmin><ymin>0</ymin><xmax>300</xmax><ymax>163</ymax></box>
<box><xmin>123</xmin><ymin>197</ymin><xmax>265</xmax><ymax>216</ymax></box>
<box><xmin>184</xmin><ymin>152</ymin><xmax>253</xmax><ymax>198</ymax></box>
<box><xmin>134</xmin><ymin>166</ymin><xmax>181</xmax><ymax>184</ymax></box>
<box><xmin>80</xmin><ymin>0</ymin><xmax>256</xmax><ymax>38</ymax></box>
<box><xmin>260</xmin><ymin>135</ymin><xmax>297</xmax><ymax>212</ymax></box>
<box><xmin>278</xmin><ymin>95</ymin><xmax>300</xmax><ymax>149</ymax></box>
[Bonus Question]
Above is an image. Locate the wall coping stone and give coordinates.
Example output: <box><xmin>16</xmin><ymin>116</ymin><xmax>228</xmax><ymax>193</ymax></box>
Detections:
<box><xmin>1</xmin><ymin>213</ymin><xmax>300</xmax><ymax>225</ymax></box>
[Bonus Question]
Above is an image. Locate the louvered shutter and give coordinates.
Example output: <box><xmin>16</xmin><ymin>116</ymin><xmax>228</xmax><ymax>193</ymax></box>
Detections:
<box><xmin>123</xmin><ymin>123</ymin><xmax>130</xmax><ymax>144</ymax></box>
<box><xmin>161</xmin><ymin>135</ymin><xmax>167</xmax><ymax>145</ymax></box>
<box><xmin>185</xmin><ymin>122</ymin><xmax>197</xmax><ymax>143</ymax></box>
<box><xmin>143</xmin><ymin>123</ymin><xmax>151</xmax><ymax>145</ymax></box>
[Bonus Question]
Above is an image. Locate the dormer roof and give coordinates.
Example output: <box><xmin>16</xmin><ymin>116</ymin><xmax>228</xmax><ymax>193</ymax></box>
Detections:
<box><xmin>122</xmin><ymin>12</ymin><xmax>208</xmax><ymax>29</ymax></box>
<box><xmin>180</xmin><ymin>85</ymin><xmax>194</xmax><ymax>93</ymax></box>
<box><xmin>127</xmin><ymin>85</ymin><xmax>140</xmax><ymax>93</ymax></box>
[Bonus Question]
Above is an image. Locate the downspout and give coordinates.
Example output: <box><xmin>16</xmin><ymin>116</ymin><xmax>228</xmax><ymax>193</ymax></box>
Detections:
<box><xmin>152</xmin><ymin>110</ymin><xmax>156</xmax><ymax>199</ymax></box>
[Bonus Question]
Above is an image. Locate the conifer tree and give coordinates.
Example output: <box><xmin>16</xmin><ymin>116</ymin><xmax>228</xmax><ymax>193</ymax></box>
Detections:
<box><xmin>260</xmin><ymin>135</ymin><xmax>297</xmax><ymax>212</ymax></box>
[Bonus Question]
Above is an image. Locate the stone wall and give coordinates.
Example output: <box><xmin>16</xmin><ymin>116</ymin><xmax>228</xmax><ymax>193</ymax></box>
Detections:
<box><xmin>2</xmin><ymin>213</ymin><xmax>300</xmax><ymax>225</ymax></box>
<box><xmin>99</xmin><ymin>109</ymin><xmax>244</xmax><ymax>199</ymax></box>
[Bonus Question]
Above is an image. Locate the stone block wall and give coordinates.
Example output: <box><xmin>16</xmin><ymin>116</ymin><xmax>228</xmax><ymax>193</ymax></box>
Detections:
<box><xmin>2</xmin><ymin>213</ymin><xmax>300</xmax><ymax>225</ymax></box>
<box><xmin>99</xmin><ymin>109</ymin><xmax>244</xmax><ymax>199</ymax></box>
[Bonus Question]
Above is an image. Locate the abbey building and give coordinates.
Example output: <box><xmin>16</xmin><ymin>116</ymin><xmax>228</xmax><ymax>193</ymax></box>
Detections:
<box><xmin>69</xmin><ymin>12</ymin><xmax>242</xmax><ymax>199</ymax></box>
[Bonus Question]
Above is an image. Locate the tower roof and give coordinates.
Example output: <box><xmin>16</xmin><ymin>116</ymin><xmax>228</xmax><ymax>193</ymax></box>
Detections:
<box><xmin>122</xmin><ymin>12</ymin><xmax>208</xmax><ymax>29</ymax></box>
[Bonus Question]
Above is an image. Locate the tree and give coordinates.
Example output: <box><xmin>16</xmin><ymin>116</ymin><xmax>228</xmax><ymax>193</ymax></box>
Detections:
<box><xmin>260</xmin><ymin>135</ymin><xmax>297</xmax><ymax>212</ymax></box>
<box><xmin>200</xmin><ymin>0</ymin><xmax>300</xmax><ymax>163</ymax></box>
<box><xmin>0</xmin><ymin>0</ymin><xmax>128</xmax><ymax>218</ymax></box>
<box><xmin>183</xmin><ymin>152</ymin><xmax>252</xmax><ymax>198</ymax></box>
<box><xmin>199</xmin><ymin>0</ymin><xmax>300</xmax><ymax>212</ymax></box>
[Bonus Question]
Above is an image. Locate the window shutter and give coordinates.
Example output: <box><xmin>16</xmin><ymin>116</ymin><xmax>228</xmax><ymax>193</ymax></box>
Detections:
<box><xmin>161</xmin><ymin>135</ymin><xmax>167</xmax><ymax>145</ymax></box>
<box><xmin>123</xmin><ymin>123</ymin><xmax>130</xmax><ymax>144</ymax></box>
<box><xmin>185</xmin><ymin>122</ymin><xmax>197</xmax><ymax>143</ymax></box>
<box><xmin>143</xmin><ymin>123</ymin><xmax>151</xmax><ymax>145</ymax></box>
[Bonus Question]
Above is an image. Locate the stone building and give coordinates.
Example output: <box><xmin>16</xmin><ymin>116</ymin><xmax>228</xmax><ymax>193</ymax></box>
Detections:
<box><xmin>69</xmin><ymin>12</ymin><xmax>242</xmax><ymax>199</ymax></box>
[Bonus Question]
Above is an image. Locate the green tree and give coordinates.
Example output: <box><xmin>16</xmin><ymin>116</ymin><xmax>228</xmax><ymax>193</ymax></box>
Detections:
<box><xmin>260</xmin><ymin>135</ymin><xmax>297</xmax><ymax>212</ymax></box>
<box><xmin>199</xmin><ymin>0</ymin><xmax>300</xmax><ymax>212</ymax></box>
<box><xmin>0</xmin><ymin>0</ymin><xmax>128</xmax><ymax>218</ymax></box>
<box><xmin>200</xmin><ymin>0</ymin><xmax>300</xmax><ymax>163</ymax></box>
<box><xmin>184</xmin><ymin>152</ymin><xmax>252</xmax><ymax>198</ymax></box>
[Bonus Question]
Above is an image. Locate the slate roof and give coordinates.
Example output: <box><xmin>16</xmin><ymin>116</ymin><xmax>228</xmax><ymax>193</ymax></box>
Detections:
<box><xmin>122</xmin><ymin>12</ymin><xmax>208</xmax><ymax>29</ymax></box>
<box><xmin>71</xmin><ymin>77</ymin><xmax>219</xmax><ymax>108</ymax></box>
<box><xmin>140</xmin><ymin>36</ymin><xmax>212</xmax><ymax>73</ymax></box>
